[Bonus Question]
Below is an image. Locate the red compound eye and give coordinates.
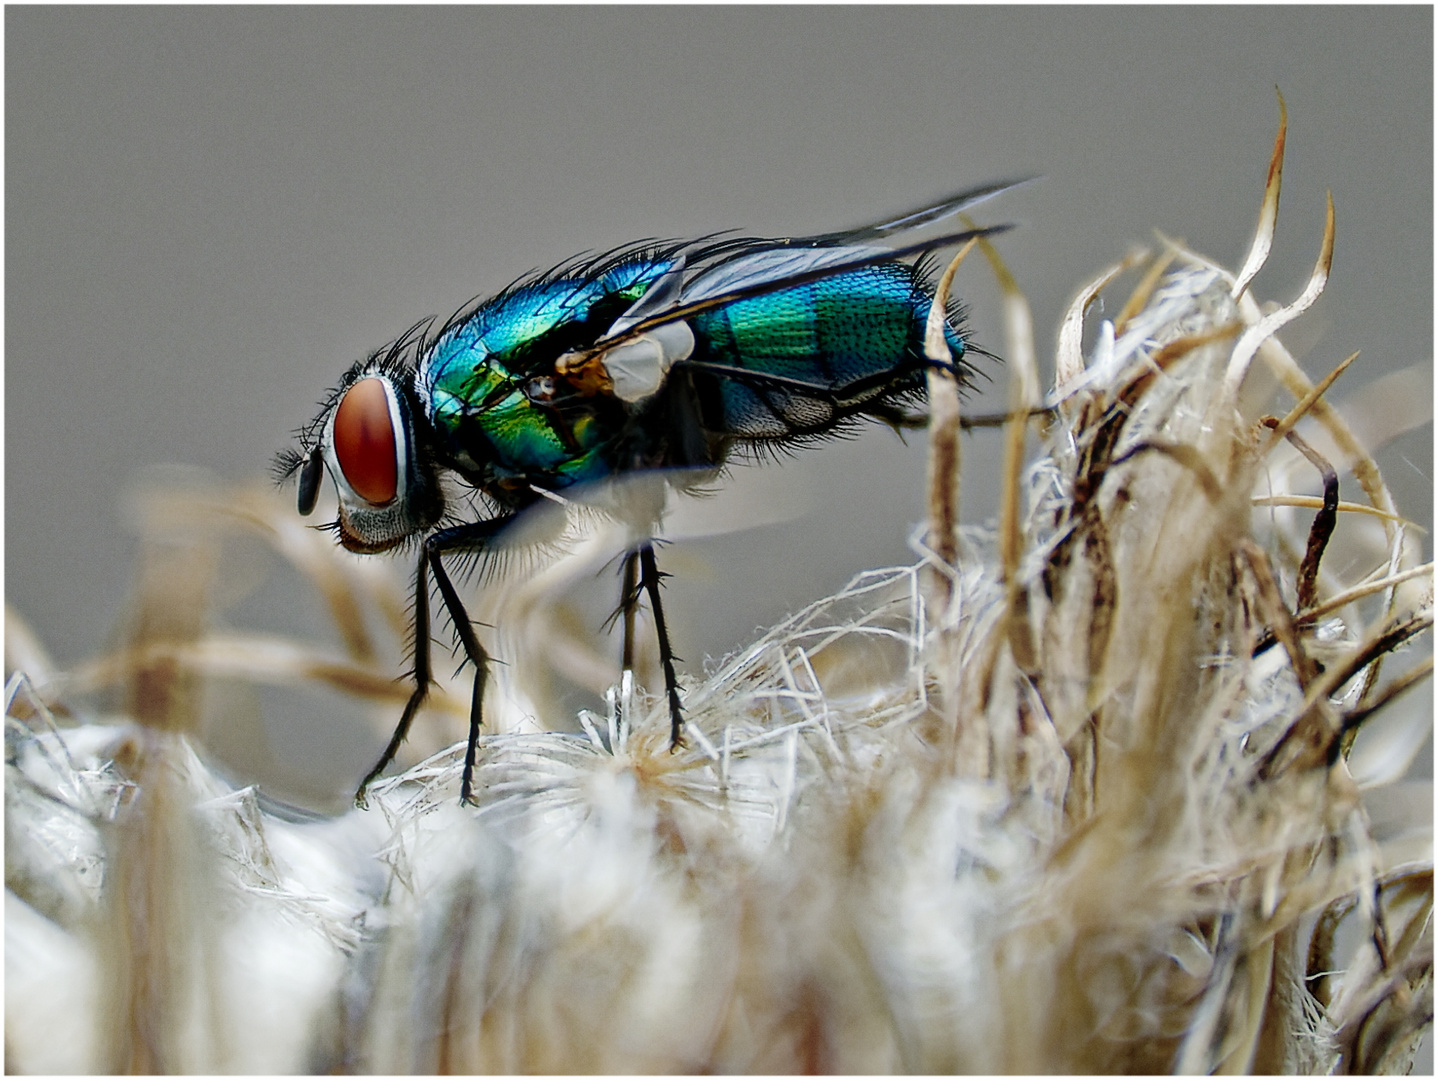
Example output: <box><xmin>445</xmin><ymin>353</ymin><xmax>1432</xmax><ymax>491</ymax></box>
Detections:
<box><xmin>333</xmin><ymin>377</ymin><xmax>399</xmax><ymax>505</ymax></box>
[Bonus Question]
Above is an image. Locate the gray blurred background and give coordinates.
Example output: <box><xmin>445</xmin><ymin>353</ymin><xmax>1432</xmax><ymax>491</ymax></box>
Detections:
<box><xmin>8</xmin><ymin>7</ymin><xmax>1432</xmax><ymax>806</ymax></box>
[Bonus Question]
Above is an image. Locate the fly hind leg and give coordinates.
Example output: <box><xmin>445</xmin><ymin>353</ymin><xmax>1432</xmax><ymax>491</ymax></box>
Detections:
<box><xmin>608</xmin><ymin>543</ymin><xmax>685</xmax><ymax>749</ymax></box>
<box><xmin>618</xmin><ymin>548</ymin><xmax>640</xmax><ymax>677</ymax></box>
<box><xmin>636</xmin><ymin>541</ymin><xmax>685</xmax><ymax>749</ymax></box>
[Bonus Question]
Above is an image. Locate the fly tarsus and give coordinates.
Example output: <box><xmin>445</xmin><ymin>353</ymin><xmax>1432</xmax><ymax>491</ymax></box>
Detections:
<box><xmin>355</xmin><ymin>679</ymin><xmax>429</xmax><ymax>808</ymax></box>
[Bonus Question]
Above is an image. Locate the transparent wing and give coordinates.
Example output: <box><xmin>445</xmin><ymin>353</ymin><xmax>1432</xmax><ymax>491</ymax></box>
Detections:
<box><xmin>793</xmin><ymin>175</ymin><xmax>1036</xmax><ymax>246</ymax></box>
<box><xmin>573</xmin><ymin>178</ymin><xmax>1029</xmax><ymax>407</ymax></box>
<box><xmin>681</xmin><ymin>245</ymin><xmax>892</xmax><ymax>305</ymax></box>
<box><xmin>587</xmin><ymin>223</ymin><xmax>1014</xmax><ymax>359</ymax></box>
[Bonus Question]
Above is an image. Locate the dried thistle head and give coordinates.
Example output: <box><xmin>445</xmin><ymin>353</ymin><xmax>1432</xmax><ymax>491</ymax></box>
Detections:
<box><xmin>6</xmin><ymin>100</ymin><xmax>1431</xmax><ymax>1074</ymax></box>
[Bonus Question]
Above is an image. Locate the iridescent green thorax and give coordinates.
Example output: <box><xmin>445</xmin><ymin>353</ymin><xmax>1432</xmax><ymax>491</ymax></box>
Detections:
<box><xmin>420</xmin><ymin>260</ymin><xmax>671</xmax><ymax>490</ymax></box>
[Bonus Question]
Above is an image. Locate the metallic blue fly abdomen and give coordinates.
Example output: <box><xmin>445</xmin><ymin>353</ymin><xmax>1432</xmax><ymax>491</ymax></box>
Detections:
<box><xmin>688</xmin><ymin>262</ymin><xmax>959</xmax><ymax>438</ymax></box>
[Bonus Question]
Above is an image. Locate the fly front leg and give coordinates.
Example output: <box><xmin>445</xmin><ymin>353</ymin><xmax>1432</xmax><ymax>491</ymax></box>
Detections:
<box><xmin>355</xmin><ymin>518</ymin><xmax>507</xmax><ymax>808</ymax></box>
<box><xmin>355</xmin><ymin>546</ymin><xmax>435</xmax><ymax>807</ymax></box>
<box><xmin>428</xmin><ymin>550</ymin><xmax>491</xmax><ymax>805</ymax></box>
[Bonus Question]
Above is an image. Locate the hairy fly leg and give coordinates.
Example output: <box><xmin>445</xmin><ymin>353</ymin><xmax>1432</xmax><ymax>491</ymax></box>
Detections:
<box><xmin>605</xmin><ymin>542</ymin><xmax>686</xmax><ymax>748</ymax></box>
<box><xmin>354</xmin><ymin>545</ymin><xmax>434</xmax><ymax>808</ymax></box>
<box><xmin>619</xmin><ymin>548</ymin><xmax>640</xmax><ymax>675</ymax></box>
<box><xmin>355</xmin><ymin>518</ymin><xmax>506</xmax><ymax>807</ymax></box>
<box><xmin>429</xmin><ymin>552</ymin><xmax>490</xmax><ymax>804</ymax></box>
<box><xmin>637</xmin><ymin>541</ymin><xmax>685</xmax><ymax>749</ymax></box>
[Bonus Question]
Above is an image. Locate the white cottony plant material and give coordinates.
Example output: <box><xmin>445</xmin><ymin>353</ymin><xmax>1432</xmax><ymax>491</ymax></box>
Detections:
<box><xmin>6</xmin><ymin>107</ymin><xmax>1431</xmax><ymax>1073</ymax></box>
